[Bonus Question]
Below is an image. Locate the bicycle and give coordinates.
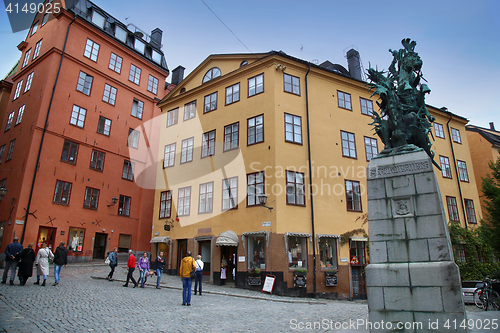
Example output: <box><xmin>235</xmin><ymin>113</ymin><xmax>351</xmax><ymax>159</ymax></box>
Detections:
<box><xmin>473</xmin><ymin>277</ymin><xmax>500</xmax><ymax>311</ymax></box>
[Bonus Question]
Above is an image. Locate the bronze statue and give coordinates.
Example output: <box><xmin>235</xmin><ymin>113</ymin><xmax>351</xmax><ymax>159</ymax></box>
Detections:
<box><xmin>367</xmin><ymin>38</ymin><xmax>439</xmax><ymax>168</ymax></box>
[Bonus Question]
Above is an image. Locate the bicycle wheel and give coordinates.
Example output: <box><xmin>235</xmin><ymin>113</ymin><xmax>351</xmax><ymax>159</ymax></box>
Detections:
<box><xmin>486</xmin><ymin>291</ymin><xmax>500</xmax><ymax>311</ymax></box>
<box><xmin>474</xmin><ymin>289</ymin><xmax>485</xmax><ymax>309</ymax></box>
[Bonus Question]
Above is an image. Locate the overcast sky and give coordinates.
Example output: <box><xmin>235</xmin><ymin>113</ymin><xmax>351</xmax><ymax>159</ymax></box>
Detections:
<box><xmin>1</xmin><ymin>0</ymin><xmax>499</xmax><ymax>129</ymax></box>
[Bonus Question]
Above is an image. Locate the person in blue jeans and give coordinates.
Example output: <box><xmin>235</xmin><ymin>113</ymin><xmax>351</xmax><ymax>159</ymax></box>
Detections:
<box><xmin>1</xmin><ymin>237</ymin><xmax>23</xmax><ymax>285</ymax></box>
<box><xmin>137</xmin><ymin>252</ymin><xmax>150</xmax><ymax>288</ymax></box>
<box><xmin>106</xmin><ymin>248</ymin><xmax>118</xmax><ymax>281</ymax></box>
<box><xmin>194</xmin><ymin>255</ymin><xmax>204</xmax><ymax>295</ymax></box>
<box><xmin>180</xmin><ymin>251</ymin><xmax>196</xmax><ymax>306</ymax></box>
<box><xmin>53</xmin><ymin>241</ymin><xmax>68</xmax><ymax>286</ymax></box>
<box><xmin>154</xmin><ymin>251</ymin><xmax>166</xmax><ymax>289</ymax></box>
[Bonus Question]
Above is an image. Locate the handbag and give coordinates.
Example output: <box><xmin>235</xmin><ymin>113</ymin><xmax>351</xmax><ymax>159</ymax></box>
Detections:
<box><xmin>105</xmin><ymin>256</ymin><xmax>110</xmax><ymax>264</ymax></box>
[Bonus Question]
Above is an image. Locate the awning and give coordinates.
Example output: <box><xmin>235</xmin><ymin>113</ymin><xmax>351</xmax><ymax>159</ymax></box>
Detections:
<box><xmin>350</xmin><ymin>237</ymin><xmax>368</xmax><ymax>242</ymax></box>
<box><xmin>150</xmin><ymin>236</ymin><xmax>170</xmax><ymax>243</ymax></box>
<box><xmin>216</xmin><ymin>230</ymin><xmax>239</xmax><ymax>247</ymax></box>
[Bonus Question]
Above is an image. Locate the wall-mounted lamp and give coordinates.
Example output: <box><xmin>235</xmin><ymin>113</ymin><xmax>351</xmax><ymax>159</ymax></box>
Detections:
<box><xmin>164</xmin><ymin>217</ymin><xmax>178</xmax><ymax>231</ymax></box>
<box><xmin>0</xmin><ymin>187</ymin><xmax>15</xmax><ymax>203</ymax></box>
<box><xmin>258</xmin><ymin>194</ymin><xmax>273</xmax><ymax>211</ymax></box>
<box><xmin>107</xmin><ymin>196</ymin><xmax>118</xmax><ymax>207</ymax></box>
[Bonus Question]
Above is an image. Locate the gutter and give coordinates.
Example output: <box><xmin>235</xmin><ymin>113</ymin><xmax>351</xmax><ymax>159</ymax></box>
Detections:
<box><xmin>20</xmin><ymin>13</ymin><xmax>76</xmax><ymax>244</ymax></box>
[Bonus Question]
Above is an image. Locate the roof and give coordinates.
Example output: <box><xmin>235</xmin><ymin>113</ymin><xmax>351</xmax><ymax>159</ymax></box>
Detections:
<box><xmin>2</xmin><ymin>61</ymin><xmax>19</xmax><ymax>81</ymax></box>
<box><xmin>465</xmin><ymin>124</ymin><xmax>500</xmax><ymax>148</ymax></box>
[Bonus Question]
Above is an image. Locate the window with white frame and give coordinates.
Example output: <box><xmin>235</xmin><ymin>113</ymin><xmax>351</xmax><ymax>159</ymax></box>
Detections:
<box><xmin>222</xmin><ymin>177</ymin><xmax>238</xmax><ymax>210</ymax></box>
<box><xmin>286</xmin><ymin>171</ymin><xmax>305</xmax><ymax>206</ymax></box>
<box><xmin>177</xmin><ymin>187</ymin><xmax>191</xmax><ymax>216</ymax></box>
<box><xmin>91</xmin><ymin>10</ymin><xmax>105</xmax><ymax>28</ymax></box>
<box><xmin>180</xmin><ymin>137</ymin><xmax>194</xmax><ymax>163</ymax></box>
<box><xmin>204</xmin><ymin>92</ymin><xmax>217</xmax><ymax>113</ymax></box>
<box><xmin>284</xmin><ymin>73</ymin><xmax>300</xmax><ymax>95</ymax></box>
<box><xmin>128</xmin><ymin>129</ymin><xmax>139</xmax><ymax>148</ymax></box>
<box><xmin>41</xmin><ymin>13</ymin><xmax>49</xmax><ymax>26</ymax></box>
<box><xmin>451</xmin><ymin>128</ymin><xmax>462</xmax><ymax>143</ymax></box>
<box><xmin>131</xmin><ymin>99</ymin><xmax>144</xmax><ymax>119</ymax></box>
<box><xmin>22</xmin><ymin>49</ymin><xmax>31</xmax><ymax>68</ymax></box>
<box><xmin>90</xmin><ymin>149</ymin><xmax>105</xmax><ymax>171</ymax></box>
<box><xmin>84</xmin><ymin>38</ymin><xmax>100</xmax><ymax>62</ymax></box>
<box><xmin>184</xmin><ymin>100</ymin><xmax>196</xmax><ymax>121</ymax></box>
<box><xmin>114</xmin><ymin>25</ymin><xmax>127</xmax><ymax>43</ymax></box>
<box><xmin>167</xmin><ymin>108</ymin><xmax>178</xmax><ymax>127</ymax></box>
<box><xmin>457</xmin><ymin>160</ymin><xmax>469</xmax><ymax>182</ymax></box>
<box><xmin>288</xmin><ymin>236</ymin><xmax>307</xmax><ymax>269</ymax></box>
<box><xmin>13</xmin><ymin>80</ymin><xmax>23</xmax><ymax>100</ymax></box>
<box><xmin>434</xmin><ymin>123</ymin><xmax>445</xmax><ymax>139</ymax></box>
<box><xmin>147</xmin><ymin>75</ymin><xmax>158</xmax><ymax>94</ymax></box>
<box><xmin>24</xmin><ymin>72</ymin><xmax>34</xmax><ymax>93</ymax></box>
<box><xmin>247</xmin><ymin>171</ymin><xmax>264</xmax><ymax>207</ymax></box>
<box><xmin>129</xmin><ymin>64</ymin><xmax>141</xmax><ymax>85</ymax></box>
<box><xmin>248</xmin><ymin>235</ymin><xmax>266</xmax><ymax>270</ymax></box>
<box><xmin>319</xmin><ymin>237</ymin><xmax>338</xmax><ymax>270</ymax></box>
<box><xmin>202</xmin><ymin>67</ymin><xmax>221</xmax><ymax>83</ymax></box>
<box><xmin>108</xmin><ymin>53</ymin><xmax>122</xmax><ymax>73</ymax></box>
<box><xmin>118</xmin><ymin>195</ymin><xmax>131</xmax><ymax>216</ymax></box>
<box><xmin>33</xmin><ymin>39</ymin><xmax>42</xmax><ymax>59</ymax></box>
<box><xmin>364</xmin><ymin>136</ymin><xmax>378</xmax><ymax>161</ymax></box>
<box><xmin>199</xmin><ymin>182</ymin><xmax>214</xmax><ymax>214</ymax></box>
<box><xmin>134</xmin><ymin>38</ymin><xmax>145</xmax><ymax>54</ymax></box>
<box><xmin>159</xmin><ymin>191</ymin><xmax>172</xmax><ymax>219</ymax></box>
<box><xmin>31</xmin><ymin>21</ymin><xmax>39</xmax><ymax>36</ymax></box>
<box><xmin>5</xmin><ymin>112</ymin><xmax>14</xmax><ymax>131</ymax></box>
<box><xmin>284</xmin><ymin>113</ymin><xmax>302</xmax><ymax>144</ymax></box>
<box><xmin>15</xmin><ymin>105</ymin><xmax>25</xmax><ymax>125</ymax></box>
<box><xmin>97</xmin><ymin>116</ymin><xmax>111</xmax><ymax>136</ymax></box>
<box><xmin>6</xmin><ymin>140</ymin><xmax>15</xmax><ymax>161</ymax></box>
<box><xmin>102</xmin><ymin>84</ymin><xmax>117</xmax><ymax>105</ymax></box>
<box><xmin>440</xmin><ymin>156</ymin><xmax>452</xmax><ymax>178</ymax></box>
<box><xmin>247</xmin><ymin>115</ymin><xmax>264</xmax><ymax>145</ymax></box>
<box><xmin>163</xmin><ymin>143</ymin><xmax>176</xmax><ymax>168</ymax></box>
<box><xmin>201</xmin><ymin>130</ymin><xmax>216</xmax><ymax>158</ymax></box>
<box><xmin>53</xmin><ymin>180</ymin><xmax>72</xmax><ymax>205</ymax></box>
<box><xmin>248</xmin><ymin>73</ymin><xmax>264</xmax><ymax>97</ymax></box>
<box><xmin>224</xmin><ymin>122</ymin><xmax>239</xmax><ymax>151</ymax></box>
<box><xmin>225</xmin><ymin>83</ymin><xmax>240</xmax><ymax>105</ymax></box>
<box><xmin>76</xmin><ymin>71</ymin><xmax>93</xmax><ymax>95</ymax></box>
<box><xmin>341</xmin><ymin>131</ymin><xmax>357</xmax><ymax>158</ymax></box>
<box><xmin>83</xmin><ymin>187</ymin><xmax>99</xmax><ymax>209</ymax></box>
<box><xmin>360</xmin><ymin>98</ymin><xmax>373</xmax><ymax>116</ymax></box>
<box><xmin>337</xmin><ymin>91</ymin><xmax>352</xmax><ymax>110</ymax></box>
<box><xmin>70</xmin><ymin>105</ymin><xmax>86</xmax><ymax>128</ymax></box>
<box><xmin>122</xmin><ymin>160</ymin><xmax>134</xmax><ymax>181</ymax></box>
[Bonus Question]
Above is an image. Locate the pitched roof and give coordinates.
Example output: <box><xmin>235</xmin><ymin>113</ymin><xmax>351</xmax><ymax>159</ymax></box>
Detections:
<box><xmin>466</xmin><ymin>124</ymin><xmax>500</xmax><ymax>148</ymax></box>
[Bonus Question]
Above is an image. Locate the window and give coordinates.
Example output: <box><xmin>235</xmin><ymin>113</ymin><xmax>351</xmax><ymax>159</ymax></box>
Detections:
<box><xmin>22</xmin><ymin>49</ymin><xmax>32</xmax><ymax>68</ymax></box>
<box><xmin>159</xmin><ymin>191</ymin><xmax>172</xmax><ymax>219</ymax></box>
<box><xmin>350</xmin><ymin>240</ymin><xmax>366</xmax><ymax>265</ymax></box>
<box><xmin>24</xmin><ymin>72</ymin><xmax>34</xmax><ymax>93</ymax></box>
<box><xmin>102</xmin><ymin>84</ymin><xmax>117</xmax><ymax>105</ymax></box>
<box><xmin>147</xmin><ymin>75</ymin><xmax>159</xmax><ymax>94</ymax></box>
<box><xmin>284</xmin><ymin>113</ymin><xmax>302</xmax><ymax>144</ymax></box>
<box><xmin>84</xmin><ymin>38</ymin><xmax>100</xmax><ymax>62</ymax></box>
<box><xmin>5</xmin><ymin>140</ymin><xmax>15</xmax><ymax>161</ymax></box>
<box><xmin>0</xmin><ymin>179</ymin><xmax>5</xmax><ymax>188</ymax></box>
<box><xmin>118</xmin><ymin>195</ymin><xmax>131</xmax><ymax>216</ymax></box>
<box><xmin>225</xmin><ymin>83</ymin><xmax>240</xmax><ymax>105</ymax></box>
<box><xmin>201</xmin><ymin>130</ymin><xmax>216</xmax><ymax>158</ymax></box>
<box><xmin>248</xmin><ymin>235</ymin><xmax>266</xmax><ymax>270</ymax></box>
<box><xmin>97</xmin><ymin>116</ymin><xmax>111</xmax><ymax>136</ymax></box>
<box><xmin>199</xmin><ymin>182</ymin><xmax>214</xmax><ymax>214</ymax></box>
<box><xmin>446</xmin><ymin>196</ymin><xmax>459</xmax><ymax>222</ymax></box>
<box><xmin>345</xmin><ymin>180</ymin><xmax>362</xmax><ymax>212</ymax></box>
<box><xmin>364</xmin><ymin>137</ymin><xmax>378</xmax><ymax>161</ymax></box>
<box><xmin>439</xmin><ymin>156</ymin><xmax>452</xmax><ymax>178</ymax></box>
<box><xmin>284</xmin><ymin>73</ymin><xmax>300</xmax><ymax>95</ymax></box>
<box><xmin>5</xmin><ymin>112</ymin><xmax>14</xmax><ymax>131</ymax></box>
<box><xmin>61</xmin><ymin>140</ymin><xmax>78</xmax><ymax>164</ymax></box>
<box><xmin>152</xmin><ymin>50</ymin><xmax>162</xmax><ymax>64</ymax></box>
<box><xmin>337</xmin><ymin>91</ymin><xmax>352</xmax><ymax>110</ymax></box>
<box><xmin>224</xmin><ymin>122</ymin><xmax>239</xmax><ymax>151</ymax></box>
<box><xmin>129</xmin><ymin>64</ymin><xmax>141</xmax><ymax>85</ymax></box>
<box><xmin>286</xmin><ymin>171</ymin><xmax>305</xmax><ymax>206</ymax></box>
<box><xmin>360</xmin><ymin>98</ymin><xmax>373</xmax><ymax>116</ymax></box>
<box><xmin>90</xmin><ymin>150</ymin><xmax>105</xmax><ymax>171</ymax></box>
<box><xmin>118</xmin><ymin>234</ymin><xmax>131</xmax><ymax>252</ymax></box>
<box><xmin>76</xmin><ymin>71</ymin><xmax>93</xmax><ymax>95</ymax></box>
<box><xmin>167</xmin><ymin>108</ymin><xmax>178</xmax><ymax>127</ymax></box>
<box><xmin>451</xmin><ymin>128</ymin><xmax>462</xmax><ymax>144</ymax></box>
<box><xmin>177</xmin><ymin>187</ymin><xmax>191</xmax><ymax>216</ymax></box>
<box><xmin>131</xmin><ymin>99</ymin><xmax>144</xmax><ymax>119</ymax></box>
<box><xmin>67</xmin><ymin>228</ymin><xmax>85</xmax><ymax>252</ymax></box>
<box><xmin>288</xmin><ymin>236</ymin><xmax>307</xmax><ymax>269</ymax></box>
<box><xmin>247</xmin><ymin>172</ymin><xmax>264</xmax><ymax>207</ymax></box>
<box><xmin>434</xmin><ymin>123</ymin><xmax>445</xmax><ymax>139</ymax></box>
<box><xmin>115</xmin><ymin>26</ymin><xmax>127</xmax><ymax>43</ymax></box>
<box><xmin>13</xmin><ymin>80</ymin><xmax>23</xmax><ymax>100</ymax></box>
<box><xmin>248</xmin><ymin>73</ymin><xmax>264</xmax><ymax>97</ymax></box>
<box><xmin>83</xmin><ymin>187</ymin><xmax>99</xmax><ymax>209</ymax></box>
<box><xmin>70</xmin><ymin>105</ymin><xmax>86</xmax><ymax>128</ymax></box>
<box><xmin>31</xmin><ymin>21</ymin><xmax>39</xmax><ymax>36</ymax></box>
<box><xmin>247</xmin><ymin>115</ymin><xmax>264</xmax><ymax>145</ymax></box>
<box><xmin>41</xmin><ymin>13</ymin><xmax>49</xmax><ymax>26</ymax></box>
<box><xmin>33</xmin><ymin>39</ymin><xmax>42</xmax><ymax>60</ymax></box>
<box><xmin>204</xmin><ymin>92</ymin><xmax>217</xmax><ymax>113</ymax></box>
<box><xmin>128</xmin><ymin>129</ymin><xmax>140</xmax><ymax>149</ymax></box>
<box><xmin>222</xmin><ymin>177</ymin><xmax>238</xmax><ymax>210</ymax></box>
<box><xmin>134</xmin><ymin>39</ymin><xmax>145</xmax><ymax>54</ymax></box>
<box><xmin>341</xmin><ymin>131</ymin><xmax>357</xmax><ymax>158</ymax></box>
<box><xmin>455</xmin><ymin>244</ymin><xmax>466</xmax><ymax>263</ymax></box>
<box><xmin>202</xmin><ymin>67</ymin><xmax>221</xmax><ymax>83</ymax></box>
<box><xmin>53</xmin><ymin>180</ymin><xmax>72</xmax><ymax>205</ymax></box>
<box><xmin>319</xmin><ymin>237</ymin><xmax>338</xmax><ymax>270</ymax></box>
<box><xmin>108</xmin><ymin>53</ymin><xmax>122</xmax><ymax>73</ymax></box>
<box><xmin>0</xmin><ymin>145</ymin><xmax>5</xmax><ymax>164</ymax></box>
<box><xmin>184</xmin><ymin>101</ymin><xmax>196</xmax><ymax>121</ymax></box>
<box><xmin>163</xmin><ymin>143</ymin><xmax>176</xmax><ymax>168</ymax></box>
<box><xmin>15</xmin><ymin>105</ymin><xmax>25</xmax><ymax>125</ymax></box>
<box><xmin>91</xmin><ymin>11</ymin><xmax>105</xmax><ymax>28</ymax></box>
<box><xmin>464</xmin><ymin>199</ymin><xmax>477</xmax><ymax>224</ymax></box>
<box><xmin>457</xmin><ymin>160</ymin><xmax>469</xmax><ymax>182</ymax></box>
<box><xmin>180</xmin><ymin>137</ymin><xmax>194</xmax><ymax>163</ymax></box>
<box><xmin>122</xmin><ymin>160</ymin><xmax>134</xmax><ymax>181</ymax></box>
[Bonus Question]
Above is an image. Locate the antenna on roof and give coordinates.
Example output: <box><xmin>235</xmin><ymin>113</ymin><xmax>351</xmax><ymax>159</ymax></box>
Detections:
<box><xmin>300</xmin><ymin>44</ymin><xmax>304</xmax><ymax>59</ymax></box>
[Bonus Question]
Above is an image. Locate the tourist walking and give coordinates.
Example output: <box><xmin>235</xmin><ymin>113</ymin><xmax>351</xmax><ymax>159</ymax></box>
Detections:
<box><xmin>106</xmin><ymin>247</ymin><xmax>118</xmax><ymax>281</ymax></box>
<box><xmin>17</xmin><ymin>243</ymin><xmax>36</xmax><ymax>285</ymax></box>
<box><xmin>1</xmin><ymin>237</ymin><xmax>23</xmax><ymax>285</ymax></box>
<box><xmin>180</xmin><ymin>251</ymin><xmax>196</xmax><ymax>306</ymax></box>
<box><xmin>194</xmin><ymin>255</ymin><xmax>204</xmax><ymax>295</ymax></box>
<box><xmin>123</xmin><ymin>250</ymin><xmax>138</xmax><ymax>288</ymax></box>
<box><xmin>154</xmin><ymin>251</ymin><xmax>166</xmax><ymax>289</ymax></box>
<box><xmin>137</xmin><ymin>252</ymin><xmax>150</xmax><ymax>288</ymax></box>
<box><xmin>34</xmin><ymin>243</ymin><xmax>54</xmax><ymax>286</ymax></box>
<box><xmin>53</xmin><ymin>241</ymin><xmax>68</xmax><ymax>286</ymax></box>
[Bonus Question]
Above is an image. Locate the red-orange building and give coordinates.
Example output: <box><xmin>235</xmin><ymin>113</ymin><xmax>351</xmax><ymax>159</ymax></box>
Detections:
<box><xmin>0</xmin><ymin>0</ymin><xmax>170</xmax><ymax>262</ymax></box>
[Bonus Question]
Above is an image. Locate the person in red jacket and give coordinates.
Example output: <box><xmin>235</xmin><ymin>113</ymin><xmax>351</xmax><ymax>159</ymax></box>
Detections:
<box><xmin>123</xmin><ymin>250</ymin><xmax>138</xmax><ymax>288</ymax></box>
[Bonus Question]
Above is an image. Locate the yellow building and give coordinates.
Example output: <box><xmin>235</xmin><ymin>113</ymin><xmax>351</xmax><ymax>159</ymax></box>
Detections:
<box><xmin>145</xmin><ymin>51</ymin><xmax>481</xmax><ymax>299</ymax></box>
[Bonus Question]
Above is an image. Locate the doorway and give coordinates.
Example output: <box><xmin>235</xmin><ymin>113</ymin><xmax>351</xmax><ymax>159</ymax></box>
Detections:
<box><xmin>36</xmin><ymin>227</ymin><xmax>57</xmax><ymax>253</ymax></box>
<box><xmin>93</xmin><ymin>232</ymin><xmax>107</xmax><ymax>259</ymax></box>
<box><xmin>177</xmin><ymin>239</ymin><xmax>187</xmax><ymax>272</ymax></box>
<box><xmin>198</xmin><ymin>241</ymin><xmax>211</xmax><ymax>276</ymax></box>
<box><xmin>220</xmin><ymin>246</ymin><xmax>237</xmax><ymax>283</ymax></box>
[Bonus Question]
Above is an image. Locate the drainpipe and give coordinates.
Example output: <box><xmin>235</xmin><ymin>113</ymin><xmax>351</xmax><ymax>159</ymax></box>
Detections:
<box><xmin>446</xmin><ymin>114</ymin><xmax>468</xmax><ymax>230</ymax></box>
<box><xmin>304</xmin><ymin>64</ymin><xmax>317</xmax><ymax>295</ymax></box>
<box><xmin>20</xmin><ymin>14</ymin><xmax>77</xmax><ymax>244</ymax></box>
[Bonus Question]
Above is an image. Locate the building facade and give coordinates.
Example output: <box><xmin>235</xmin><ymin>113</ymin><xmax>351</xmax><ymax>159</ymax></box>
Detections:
<box><xmin>0</xmin><ymin>0</ymin><xmax>168</xmax><ymax>261</ymax></box>
<box><xmin>148</xmin><ymin>51</ymin><xmax>482</xmax><ymax>298</ymax></box>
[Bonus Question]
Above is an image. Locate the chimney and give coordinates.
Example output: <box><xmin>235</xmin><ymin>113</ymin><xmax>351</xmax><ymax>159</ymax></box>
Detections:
<box><xmin>346</xmin><ymin>49</ymin><xmax>362</xmax><ymax>81</ymax></box>
<box><xmin>171</xmin><ymin>65</ymin><xmax>185</xmax><ymax>86</ymax></box>
<box><xmin>490</xmin><ymin>122</ymin><xmax>496</xmax><ymax>131</ymax></box>
<box><xmin>150</xmin><ymin>28</ymin><xmax>162</xmax><ymax>48</ymax></box>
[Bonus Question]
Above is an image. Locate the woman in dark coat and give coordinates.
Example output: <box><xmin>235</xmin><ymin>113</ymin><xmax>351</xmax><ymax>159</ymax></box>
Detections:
<box><xmin>17</xmin><ymin>243</ymin><xmax>36</xmax><ymax>285</ymax></box>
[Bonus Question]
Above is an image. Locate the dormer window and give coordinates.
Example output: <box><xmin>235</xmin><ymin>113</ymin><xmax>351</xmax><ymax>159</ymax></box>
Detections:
<box><xmin>152</xmin><ymin>50</ymin><xmax>162</xmax><ymax>64</ymax></box>
<box><xmin>91</xmin><ymin>11</ymin><xmax>105</xmax><ymax>28</ymax></box>
<box><xmin>115</xmin><ymin>26</ymin><xmax>127</xmax><ymax>43</ymax></box>
<box><xmin>134</xmin><ymin>38</ymin><xmax>145</xmax><ymax>54</ymax></box>
<box><xmin>202</xmin><ymin>67</ymin><xmax>221</xmax><ymax>83</ymax></box>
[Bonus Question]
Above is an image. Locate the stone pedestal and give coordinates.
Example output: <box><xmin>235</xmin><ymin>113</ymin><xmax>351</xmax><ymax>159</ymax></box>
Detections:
<box><xmin>366</xmin><ymin>151</ymin><xmax>466</xmax><ymax>332</ymax></box>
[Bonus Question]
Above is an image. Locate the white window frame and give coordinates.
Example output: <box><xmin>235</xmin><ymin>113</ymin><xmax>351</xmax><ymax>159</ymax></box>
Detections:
<box><xmin>84</xmin><ymin>38</ymin><xmax>100</xmax><ymax>62</ymax></box>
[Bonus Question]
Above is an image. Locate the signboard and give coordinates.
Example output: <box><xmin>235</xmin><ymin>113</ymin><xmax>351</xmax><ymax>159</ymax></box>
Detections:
<box><xmin>293</xmin><ymin>275</ymin><xmax>307</xmax><ymax>288</ymax></box>
<box><xmin>340</xmin><ymin>257</ymin><xmax>348</xmax><ymax>263</ymax></box>
<box><xmin>248</xmin><ymin>276</ymin><xmax>261</xmax><ymax>286</ymax></box>
<box><xmin>238</xmin><ymin>256</ymin><xmax>245</xmax><ymax>262</ymax></box>
<box><xmin>262</xmin><ymin>274</ymin><xmax>276</xmax><ymax>294</ymax></box>
<box><xmin>325</xmin><ymin>274</ymin><xmax>338</xmax><ymax>287</ymax></box>
<box><xmin>262</xmin><ymin>221</ymin><xmax>271</xmax><ymax>227</ymax></box>
<box><xmin>15</xmin><ymin>220</ymin><xmax>24</xmax><ymax>225</ymax></box>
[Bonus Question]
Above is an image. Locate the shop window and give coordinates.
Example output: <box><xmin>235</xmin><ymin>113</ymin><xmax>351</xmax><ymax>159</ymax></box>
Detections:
<box><xmin>67</xmin><ymin>227</ymin><xmax>85</xmax><ymax>252</ymax></box>
<box><xmin>248</xmin><ymin>236</ymin><xmax>266</xmax><ymax>270</ymax></box>
<box><xmin>288</xmin><ymin>236</ymin><xmax>307</xmax><ymax>269</ymax></box>
<box><xmin>350</xmin><ymin>240</ymin><xmax>366</xmax><ymax>265</ymax></box>
<box><xmin>319</xmin><ymin>237</ymin><xmax>338</xmax><ymax>270</ymax></box>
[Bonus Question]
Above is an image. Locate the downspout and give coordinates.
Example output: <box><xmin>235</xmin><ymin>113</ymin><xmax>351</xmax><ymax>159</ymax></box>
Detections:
<box><xmin>20</xmin><ymin>14</ymin><xmax>77</xmax><ymax>244</ymax></box>
<box><xmin>446</xmin><ymin>114</ymin><xmax>468</xmax><ymax>230</ymax></box>
<box><xmin>304</xmin><ymin>64</ymin><xmax>317</xmax><ymax>295</ymax></box>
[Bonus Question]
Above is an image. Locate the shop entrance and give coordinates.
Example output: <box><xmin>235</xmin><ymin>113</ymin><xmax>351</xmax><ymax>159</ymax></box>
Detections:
<box><xmin>220</xmin><ymin>246</ymin><xmax>237</xmax><ymax>284</ymax></box>
<box><xmin>36</xmin><ymin>226</ymin><xmax>57</xmax><ymax>252</ymax></box>
<box><xmin>93</xmin><ymin>232</ymin><xmax>107</xmax><ymax>259</ymax></box>
<box><xmin>198</xmin><ymin>240</ymin><xmax>211</xmax><ymax>276</ymax></box>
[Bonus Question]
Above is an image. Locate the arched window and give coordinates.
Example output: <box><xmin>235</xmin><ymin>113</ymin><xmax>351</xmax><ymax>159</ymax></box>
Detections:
<box><xmin>202</xmin><ymin>67</ymin><xmax>221</xmax><ymax>83</ymax></box>
<box><xmin>240</xmin><ymin>60</ymin><xmax>248</xmax><ymax>67</ymax></box>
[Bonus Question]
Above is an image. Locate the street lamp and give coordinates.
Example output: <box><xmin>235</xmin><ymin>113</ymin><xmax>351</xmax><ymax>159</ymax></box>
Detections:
<box><xmin>258</xmin><ymin>194</ymin><xmax>273</xmax><ymax>211</ymax></box>
<box><xmin>107</xmin><ymin>196</ymin><xmax>118</xmax><ymax>207</ymax></box>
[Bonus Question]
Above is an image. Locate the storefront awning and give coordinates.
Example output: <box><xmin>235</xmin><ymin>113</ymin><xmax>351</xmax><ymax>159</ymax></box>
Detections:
<box><xmin>150</xmin><ymin>236</ymin><xmax>170</xmax><ymax>243</ymax></box>
<box><xmin>216</xmin><ymin>230</ymin><xmax>239</xmax><ymax>247</ymax></box>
